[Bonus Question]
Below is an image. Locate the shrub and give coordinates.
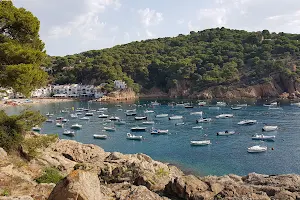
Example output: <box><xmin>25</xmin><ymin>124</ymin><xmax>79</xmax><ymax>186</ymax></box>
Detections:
<box><xmin>35</xmin><ymin>167</ymin><xmax>64</xmax><ymax>184</ymax></box>
<box><xmin>155</xmin><ymin>168</ymin><xmax>169</xmax><ymax>177</ymax></box>
<box><xmin>1</xmin><ymin>188</ymin><xmax>10</xmax><ymax>196</ymax></box>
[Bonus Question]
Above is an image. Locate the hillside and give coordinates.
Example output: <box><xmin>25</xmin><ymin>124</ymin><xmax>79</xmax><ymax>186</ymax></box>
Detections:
<box><xmin>48</xmin><ymin>28</ymin><xmax>300</xmax><ymax>98</ymax></box>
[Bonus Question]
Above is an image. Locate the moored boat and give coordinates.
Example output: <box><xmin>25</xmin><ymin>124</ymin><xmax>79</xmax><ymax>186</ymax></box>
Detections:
<box><xmin>142</xmin><ymin>121</ymin><xmax>155</xmax><ymax>125</ymax></box>
<box><xmin>252</xmin><ymin>134</ymin><xmax>275</xmax><ymax>141</ymax></box>
<box><xmin>216</xmin><ymin>101</ymin><xmax>226</xmax><ymax>106</ymax></box>
<box><xmin>151</xmin><ymin>128</ymin><xmax>169</xmax><ymax>135</ymax></box>
<box><xmin>217</xmin><ymin>130</ymin><xmax>235</xmax><ymax>136</ymax></box>
<box><xmin>169</xmin><ymin>115</ymin><xmax>183</xmax><ymax>120</ymax></box>
<box><xmin>80</xmin><ymin>117</ymin><xmax>90</xmax><ymax>120</ymax></box>
<box><xmin>71</xmin><ymin>123</ymin><xmax>82</xmax><ymax>129</ymax></box>
<box><xmin>175</xmin><ymin>122</ymin><xmax>185</xmax><ymax>126</ymax></box>
<box><xmin>56</xmin><ymin>123</ymin><xmax>64</xmax><ymax>127</ymax></box>
<box><xmin>32</xmin><ymin>126</ymin><xmax>41</xmax><ymax>132</ymax></box>
<box><xmin>93</xmin><ymin>134</ymin><xmax>108</xmax><ymax>139</ymax></box>
<box><xmin>109</xmin><ymin>116</ymin><xmax>120</xmax><ymax>121</ymax></box>
<box><xmin>144</xmin><ymin>110</ymin><xmax>155</xmax><ymax>113</ymax></box>
<box><xmin>231</xmin><ymin>106</ymin><xmax>242</xmax><ymax>110</ymax></box>
<box><xmin>151</xmin><ymin>101</ymin><xmax>160</xmax><ymax>106</ymax></box>
<box><xmin>70</xmin><ymin>114</ymin><xmax>78</xmax><ymax>118</ymax></box>
<box><xmin>262</xmin><ymin>125</ymin><xmax>278</xmax><ymax>132</ymax></box>
<box><xmin>104</xmin><ymin>127</ymin><xmax>116</xmax><ymax>132</ymax></box>
<box><xmin>127</xmin><ymin>133</ymin><xmax>143</xmax><ymax>140</ymax></box>
<box><xmin>63</xmin><ymin>129</ymin><xmax>75</xmax><ymax>137</ymax></box>
<box><xmin>135</xmin><ymin>116</ymin><xmax>147</xmax><ymax>120</ymax></box>
<box><xmin>247</xmin><ymin>145</ymin><xmax>267</xmax><ymax>153</ymax></box>
<box><xmin>131</xmin><ymin>126</ymin><xmax>147</xmax><ymax>132</ymax></box>
<box><xmin>126</xmin><ymin>112</ymin><xmax>137</xmax><ymax>116</ymax></box>
<box><xmin>46</xmin><ymin>119</ymin><xmax>54</xmax><ymax>123</ymax></box>
<box><xmin>216</xmin><ymin>114</ymin><xmax>233</xmax><ymax>119</ymax></box>
<box><xmin>192</xmin><ymin>126</ymin><xmax>203</xmax><ymax>129</ymax></box>
<box><xmin>156</xmin><ymin>114</ymin><xmax>168</xmax><ymax>118</ymax></box>
<box><xmin>198</xmin><ymin>101</ymin><xmax>207</xmax><ymax>106</ymax></box>
<box><xmin>114</xmin><ymin>120</ymin><xmax>126</xmax><ymax>125</ymax></box>
<box><xmin>238</xmin><ymin>120</ymin><xmax>257</xmax><ymax>125</ymax></box>
<box><xmin>190</xmin><ymin>140</ymin><xmax>211</xmax><ymax>146</ymax></box>
<box><xmin>190</xmin><ymin>111</ymin><xmax>203</xmax><ymax>115</ymax></box>
<box><xmin>98</xmin><ymin>114</ymin><xmax>109</xmax><ymax>118</ymax></box>
<box><xmin>62</xmin><ymin>118</ymin><xmax>69</xmax><ymax>123</ymax></box>
<box><xmin>196</xmin><ymin>118</ymin><xmax>212</xmax><ymax>123</ymax></box>
<box><xmin>85</xmin><ymin>112</ymin><xmax>94</xmax><ymax>116</ymax></box>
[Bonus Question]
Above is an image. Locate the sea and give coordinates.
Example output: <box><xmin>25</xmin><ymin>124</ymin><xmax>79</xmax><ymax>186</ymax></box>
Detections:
<box><xmin>4</xmin><ymin>99</ymin><xmax>300</xmax><ymax>176</ymax></box>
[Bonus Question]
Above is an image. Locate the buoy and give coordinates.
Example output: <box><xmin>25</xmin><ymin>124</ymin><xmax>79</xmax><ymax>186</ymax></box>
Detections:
<box><xmin>271</xmin><ymin>147</ymin><xmax>274</xmax><ymax>150</ymax></box>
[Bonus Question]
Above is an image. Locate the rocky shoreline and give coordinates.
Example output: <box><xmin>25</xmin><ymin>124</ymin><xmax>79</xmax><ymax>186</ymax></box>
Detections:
<box><xmin>0</xmin><ymin>133</ymin><xmax>299</xmax><ymax>200</ymax></box>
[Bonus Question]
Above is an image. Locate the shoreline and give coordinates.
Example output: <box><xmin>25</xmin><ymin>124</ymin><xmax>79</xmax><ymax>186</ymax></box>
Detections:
<box><xmin>0</xmin><ymin>98</ymin><xmax>75</xmax><ymax>108</ymax></box>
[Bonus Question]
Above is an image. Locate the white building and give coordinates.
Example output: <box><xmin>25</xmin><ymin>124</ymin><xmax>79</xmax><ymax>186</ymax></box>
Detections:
<box><xmin>114</xmin><ymin>80</ymin><xmax>127</xmax><ymax>89</ymax></box>
<box><xmin>31</xmin><ymin>86</ymin><xmax>52</xmax><ymax>98</ymax></box>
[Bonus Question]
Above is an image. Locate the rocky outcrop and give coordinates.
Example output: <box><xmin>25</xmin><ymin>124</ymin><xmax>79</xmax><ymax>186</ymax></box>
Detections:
<box><xmin>140</xmin><ymin>87</ymin><xmax>169</xmax><ymax>98</ymax></box>
<box><xmin>98</xmin><ymin>88</ymin><xmax>137</xmax><ymax>102</ymax></box>
<box><xmin>2</xmin><ymin>135</ymin><xmax>300</xmax><ymax>200</ymax></box>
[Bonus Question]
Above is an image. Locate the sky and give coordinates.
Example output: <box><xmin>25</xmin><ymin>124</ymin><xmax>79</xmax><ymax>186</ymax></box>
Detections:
<box><xmin>13</xmin><ymin>0</ymin><xmax>300</xmax><ymax>56</ymax></box>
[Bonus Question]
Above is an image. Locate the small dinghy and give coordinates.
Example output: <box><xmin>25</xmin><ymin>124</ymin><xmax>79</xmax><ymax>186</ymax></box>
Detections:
<box><xmin>71</xmin><ymin>123</ymin><xmax>82</xmax><ymax>129</ymax></box>
<box><xmin>131</xmin><ymin>126</ymin><xmax>147</xmax><ymax>132</ymax></box>
<box><xmin>217</xmin><ymin>130</ymin><xmax>235</xmax><ymax>136</ymax></box>
<box><xmin>135</xmin><ymin>116</ymin><xmax>147</xmax><ymax>120</ymax></box>
<box><xmin>46</xmin><ymin>119</ymin><xmax>54</xmax><ymax>123</ymax></box>
<box><xmin>238</xmin><ymin>120</ymin><xmax>257</xmax><ymax>125</ymax></box>
<box><xmin>46</xmin><ymin>113</ymin><xmax>54</xmax><ymax>117</ymax></box>
<box><xmin>175</xmin><ymin>122</ymin><xmax>185</xmax><ymax>126</ymax></box>
<box><xmin>196</xmin><ymin>118</ymin><xmax>212</xmax><ymax>123</ymax></box>
<box><xmin>90</xmin><ymin>109</ymin><xmax>96</xmax><ymax>112</ymax></box>
<box><xmin>93</xmin><ymin>134</ymin><xmax>108</xmax><ymax>139</ymax></box>
<box><xmin>151</xmin><ymin>101</ymin><xmax>160</xmax><ymax>106</ymax></box>
<box><xmin>109</xmin><ymin>116</ymin><xmax>120</xmax><ymax>121</ymax></box>
<box><xmin>198</xmin><ymin>101</ymin><xmax>207</xmax><ymax>106</ymax></box>
<box><xmin>98</xmin><ymin>107</ymin><xmax>108</xmax><ymax>111</ymax></box>
<box><xmin>127</xmin><ymin>133</ymin><xmax>143</xmax><ymax>140</ymax></box>
<box><xmin>262</xmin><ymin>125</ymin><xmax>278</xmax><ymax>132</ymax></box>
<box><xmin>61</xmin><ymin>110</ymin><xmax>69</xmax><ymax>113</ymax></box>
<box><xmin>192</xmin><ymin>126</ymin><xmax>203</xmax><ymax>129</ymax></box>
<box><xmin>190</xmin><ymin>140</ymin><xmax>211</xmax><ymax>146</ymax></box>
<box><xmin>156</xmin><ymin>114</ymin><xmax>168</xmax><ymax>118</ymax></box>
<box><xmin>263</xmin><ymin>102</ymin><xmax>277</xmax><ymax>107</ymax></box>
<box><xmin>104</xmin><ymin>127</ymin><xmax>116</xmax><ymax>132</ymax></box>
<box><xmin>252</xmin><ymin>134</ymin><xmax>275</xmax><ymax>141</ymax></box>
<box><xmin>63</xmin><ymin>129</ymin><xmax>75</xmax><ymax>137</ymax></box>
<box><xmin>151</xmin><ymin>128</ymin><xmax>169</xmax><ymax>135</ymax></box>
<box><xmin>98</xmin><ymin>114</ymin><xmax>108</xmax><ymax>118</ymax></box>
<box><xmin>56</xmin><ymin>123</ymin><xmax>64</xmax><ymax>128</ymax></box>
<box><xmin>231</xmin><ymin>106</ymin><xmax>242</xmax><ymax>110</ymax></box>
<box><xmin>32</xmin><ymin>126</ymin><xmax>41</xmax><ymax>132</ymax></box>
<box><xmin>70</xmin><ymin>114</ymin><xmax>78</xmax><ymax>118</ymax></box>
<box><xmin>247</xmin><ymin>145</ymin><xmax>267</xmax><ymax>153</ymax></box>
<box><xmin>169</xmin><ymin>116</ymin><xmax>183</xmax><ymax>120</ymax></box>
<box><xmin>142</xmin><ymin>121</ymin><xmax>155</xmax><ymax>125</ymax></box>
<box><xmin>114</xmin><ymin>120</ymin><xmax>126</xmax><ymax>125</ymax></box>
<box><xmin>190</xmin><ymin>111</ymin><xmax>203</xmax><ymax>115</ymax></box>
<box><xmin>216</xmin><ymin>102</ymin><xmax>226</xmax><ymax>106</ymax></box>
<box><xmin>62</xmin><ymin>118</ymin><xmax>69</xmax><ymax>123</ymax></box>
<box><xmin>85</xmin><ymin>112</ymin><xmax>94</xmax><ymax>116</ymax></box>
<box><xmin>216</xmin><ymin>114</ymin><xmax>233</xmax><ymax>119</ymax></box>
<box><xmin>80</xmin><ymin>117</ymin><xmax>90</xmax><ymax>120</ymax></box>
<box><xmin>144</xmin><ymin>110</ymin><xmax>155</xmax><ymax>113</ymax></box>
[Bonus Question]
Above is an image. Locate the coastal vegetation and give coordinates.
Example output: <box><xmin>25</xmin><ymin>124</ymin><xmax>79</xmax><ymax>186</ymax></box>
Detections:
<box><xmin>49</xmin><ymin>28</ymin><xmax>300</xmax><ymax>94</ymax></box>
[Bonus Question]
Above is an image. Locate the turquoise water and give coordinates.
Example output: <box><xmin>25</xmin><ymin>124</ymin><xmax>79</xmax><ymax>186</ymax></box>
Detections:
<box><xmin>4</xmin><ymin>99</ymin><xmax>300</xmax><ymax>176</ymax></box>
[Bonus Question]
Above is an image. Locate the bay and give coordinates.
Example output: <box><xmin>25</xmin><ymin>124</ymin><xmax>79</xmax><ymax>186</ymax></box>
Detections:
<box><xmin>4</xmin><ymin>99</ymin><xmax>300</xmax><ymax>176</ymax></box>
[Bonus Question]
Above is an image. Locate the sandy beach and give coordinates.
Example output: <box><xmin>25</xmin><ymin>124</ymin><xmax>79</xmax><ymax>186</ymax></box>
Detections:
<box><xmin>0</xmin><ymin>98</ymin><xmax>75</xmax><ymax>108</ymax></box>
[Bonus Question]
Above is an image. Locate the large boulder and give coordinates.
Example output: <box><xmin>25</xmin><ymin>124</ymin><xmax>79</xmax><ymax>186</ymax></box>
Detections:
<box><xmin>0</xmin><ymin>148</ymin><xmax>7</xmax><ymax>160</ymax></box>
<box><xmin>48</xmin><ymin>170</ymin><xmax>109</xmax><ymax>200</ymax></box>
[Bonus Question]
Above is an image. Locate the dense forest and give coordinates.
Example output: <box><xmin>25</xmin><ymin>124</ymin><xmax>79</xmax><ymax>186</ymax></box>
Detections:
<box><xmin>48</xmin><ymin>28</ymin><xmax>300</xmax><ymax>94</ymax></box>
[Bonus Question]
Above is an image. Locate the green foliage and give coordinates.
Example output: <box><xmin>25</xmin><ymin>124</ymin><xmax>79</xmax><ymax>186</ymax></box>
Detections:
<box><xmin>0</xmin><ymin>1</ymin><xmax>48</xmax><ymax>96</ymax></box>
<box><xmin>155</xmin><ymin>168</ymin><xmax>169</xmax><ymax>177</ymax></box>
<box><xmin>1</xmin><ymin>188</ymin><xmax>10</xmax><ymax>196</ymax></box>
<box><xmin>35</xmin><ymin>167</ymin><xmax>64</xmax><ymax>184</ymax></box>
<box><xmin>48</xmin><ymin>28</ymin><xmax>300</xmax><ymax>93</ymax></box>
<box><xmin>0</xmin><ymin>109</ymin><xmax>46</xmax><ymax>152</ymax></box>
<box><xmin>74</xmin><ymin>163</ymin><xmax>87</xmax><ymax>170</ymax></box>
<box><xmin>22</xmin><ymin>134</ymin><xmax>58</xmax><ymax>159</ymax></box>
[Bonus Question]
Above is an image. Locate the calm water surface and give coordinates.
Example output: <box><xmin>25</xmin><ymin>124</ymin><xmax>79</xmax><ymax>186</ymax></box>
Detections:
<box><xmin>4</xmin><ymin>99</ymin><xmax>300</xmax><ymax>176</ymax></box>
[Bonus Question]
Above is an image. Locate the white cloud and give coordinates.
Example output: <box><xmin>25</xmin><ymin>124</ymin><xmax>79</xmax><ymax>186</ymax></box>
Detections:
<box><xmin>145</xmin><ymin>29</ymin><xmax>155</xmax><ymax>38</ymax></box>
<box><xmin>48</xmin><ymin>0</ymin><xmax>120</xmax><ymax>40</ymax></box>
<box><xmin>138</xmin><ymin>8</ymin><xmax>163</xmax><ymax>27</ymax></box>
<box><xmin>177</xmin><ymin>19</ymin><xmax>185</xmax><ymax>25</ymax></box>
<box><xmin>187</xmin><ymin>21</ymin><xmax>200</xmax><ymax>32</ymax></box>
<box><xmin>197</xmin><ymin>8</ymin><xmax>227</xmax><ymax>27</ymax></box>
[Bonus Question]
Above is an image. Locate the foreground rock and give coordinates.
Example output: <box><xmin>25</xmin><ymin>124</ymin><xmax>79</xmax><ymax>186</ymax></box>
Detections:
<box><xmin>1</xmin><ymin>134</ymin><xmax>300</xmax><ymax>200</ymax></box>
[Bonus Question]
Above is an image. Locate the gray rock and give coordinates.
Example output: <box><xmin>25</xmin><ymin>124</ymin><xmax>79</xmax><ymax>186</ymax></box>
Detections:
<box><xmin>0</xmin><ymin>147</ymin><xmax>7</xmax><ymax>159</ymax></box>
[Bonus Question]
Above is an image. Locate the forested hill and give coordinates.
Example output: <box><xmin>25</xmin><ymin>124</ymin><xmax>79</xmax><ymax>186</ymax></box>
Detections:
<box><xmin>48</xmin><ymin>28</ymin><xmax>300</xmax><ymax>95</ymax></box>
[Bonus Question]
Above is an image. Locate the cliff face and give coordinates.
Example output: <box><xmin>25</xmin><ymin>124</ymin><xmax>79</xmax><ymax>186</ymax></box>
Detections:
<box><xmin>1</xmin><ymin>133</ymin><xmax>300</xmax><ymax>200</ymax></box>
<box><xmin>98</xmin><ymin>88</ymin><xmax>137</xmax><ymax>102</ymax></box>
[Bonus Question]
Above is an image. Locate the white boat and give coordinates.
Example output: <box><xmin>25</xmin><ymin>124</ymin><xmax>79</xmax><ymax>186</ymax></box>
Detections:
<box><xmin>131</xmin><ymin>126</ymin><xmax>147</xmax><ymax>132</ymax></box>
<box><xmin>216</xmin><ymin>101</ymin><xmax>226</xmax><ymax>106</ymax></box>
<box><xmin>169</xmin><ymin>116</ymin><xmax>183</xmax><ymax>120</ymax></box>
<box><xmin>62</xmin><ymin>119</ymin><xmax>69</xmax><ymax>123</ymax></box>
<box><xmin>184</xmin><ymin>104</ymin><xmax>194</xmax><ymax>108</ymax></box>
<box><xmin>268</xmin><ymin>107</ymin><xmax>283</xmax><ymax>110</ymax></box>
<box><xmin>117</xmin><ymin>109</ymin><xmax>123</xmax><ymax>111</ymax></box>
<box><xmin>192</xmin><ymin>126</ymin><xmax>203</xmax><ymax>129</ymax></box>
<box><xmin>126</xmin><ymin>112</ymin><xmax>137</xmax><ymax>116</ymax></box>
<box><xmin>80</xmin><ymin>117</ymin><xmax>90</xmax><ymax>120</ymax></box>
<box><xmin>176</xmin><ymin>103</ymin><xmax>185</xmax><ymax>107</ymax></box>
<box><xmin>126</xmin><ymin>109</ymin><xmax>136</xmax><ymax>113</ymax></box>
<box><xmin>252</xmin><ymin>134</ymin><xmax>275</xmax><ymax>141</ymax></box>
<box><xmin>156</xmin><ymin>114</ymin><xmax>168</xmax><ymax>118</ymax></box>
<box><xmin>144</xmin><ymin>110</ymin><xmax>155</xmax><ymax>113</ymax></box>
<box><xmin>217</xmin><ymin>131</ymin><xmax>235</xmax><ymax>136</ymax></box>
<box><xmin>98</xmin><ymin>108</ymin><xmax>108</xmax><ymax>111</ymax></box>
<box><xmin>175</xmin><ymin>122</ymin><xmax>185</xmax><ymax>126</ymax></box>
<box><xmin>56</xmin><ymin>117</ymin><xmax>64</xmax><ymax>120</ymax></box>
<box><xmin>135</xmin><ymin>116</ymin><xmax>147</xmax><ymax>120</ymax></box>
<box><xmin>190</xmin><ymin>111</ymin><xmax>203</xmax><ymax>115</ymax></box>
<box><xmin>151</xmin><ymin>128</ymin><xmax>169</xmax><ymax>135</ymax></box>
<box><xmin>263</xmin><ymin>102</ymin><xmax>277</xmax><ymax>107</ymax></box>
<box><xmin>127</xmin><ymin>133</ymin><xmax>143</xmax><ymax>140</ymax></box>
<box><xmin>231</xmin><ymin>106</ymin><xmax>242</xmax><ymax>110</ymax></box>
<box><xmin>83</xmin><ymin>108</ymin><xmax>89</xmax><ymax>111</ymax></box>
<box><xmin>236</xmin><ymin>104</ymin><xmax>248</xmax><ymax>107</ymax></box>
<box><xmin>109</xmin><ymin>116</ymin><xmax>120</xmax><ymax>121</ymax></box>
<box><xmin>104</xmin><ymin>127</ymin><xmax>116</xmax><ymax>132</ymax></box>
<box><xmin>196</xmin><ymin>118</ymin><xmax>212</xmax><ymax>123</ymax></box>
<box><xmin>142</xmin><ymin>121</ymin><xmax>155</xmax><ymax>125</ymax></box>
<box><xmin>76</xmin><ymin>112</ymin><xmax>83</xmax><ymax>115</ymax></box>
<box><xmin>262</xmin><ymin>125</ymin><xmax>278</xmax><ymax>132</ymax></box>
<box><xmin>247</xmin><ymin>145</ymin><xmax>267</xmax><ymax>153</ymax></box>
<box><xmin>190</xmin><ymin>140</ymin><xmax>211</xmax><ymax>146</ymax></box>
<box><xmin>151</xmin><ymin>101</ymin><xmax>160</xmax><ymax>106</ymax></box>
<box><xmin>216</xmin><ymin>114</ymin><xmax>233</xmax><ymax>119</ymax></box>
<box><xmin>98</xmin><ymin>114</ymin><xmax>109</xmax><ymax>118</ymax></box>
<box><xmin>56</xmin><ymin>123</ymin><xmax>64</xmax><ymax>127</ymax></box>
<box><xmin>71</xmin><ymin>123</ymin><xmax>82</xmax><ymax>129</ymax></box>
<box><xmin>46</xmin><ymin>113</ymin><xmax>54</xmax><ymax>117</ymax></box>
<box><xmin>238</xmin><ymin>120</ymin><xmax>257</xmax><ymax>125</ymax></box>
<box><xmin>291</xmin><ymin>102</ymin><xmax>300</xmax><ymax>106</ymax></box>
<box><xmin>198</xmin><ymin>101</ymin><xmax>207</xmax><ymax>106</ymax></box>
<box><xmin>46</xmin><ymin>119</ymin><xmax>53</xmax><ymax>123</ymax></box>
<box><xmin>75</xmin><ymin>108</ymin><xmax>83</xmax><ymax>112</ymax></box>
<box><xmin>93</xmin><ymin>134</ymin><xmax>108</xmax><ymax>139</ymax></box>
<box><xmin>116</xmin><ymin>104</ymin><xmax>122</xmax><ymax>107</ymax></box>
<box><xmin>85</xmin><ymin>112</ymin><xmax>94</xmax><ymax>116</ymax></box>
<box><xmin>70</xmin><ymin>114</ymin><xmax>78</xmax><ymax>118</ymax></box>
<box><xmin>114</xmin><ymin>120</ymin><xmax>126</xmax><ymax>125</ymax></box>
<box><xmin>61</xmin><ymin>110</ymin><xmax>69</xmax><ymax>113</ymax></box>
<box><xmin>32</xmin><ymin>126</ymin><xmax>41</xmax><ymax>132</ymax></box>
<box><xmin>63</xmin><ymin>129</ymin><xmax>75</xmax><ymax>136</ymax></box>
<box><xmin>90</xmin><ymin>109</ymin><xmax>96</xmax><ymax>112</ymax></box>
